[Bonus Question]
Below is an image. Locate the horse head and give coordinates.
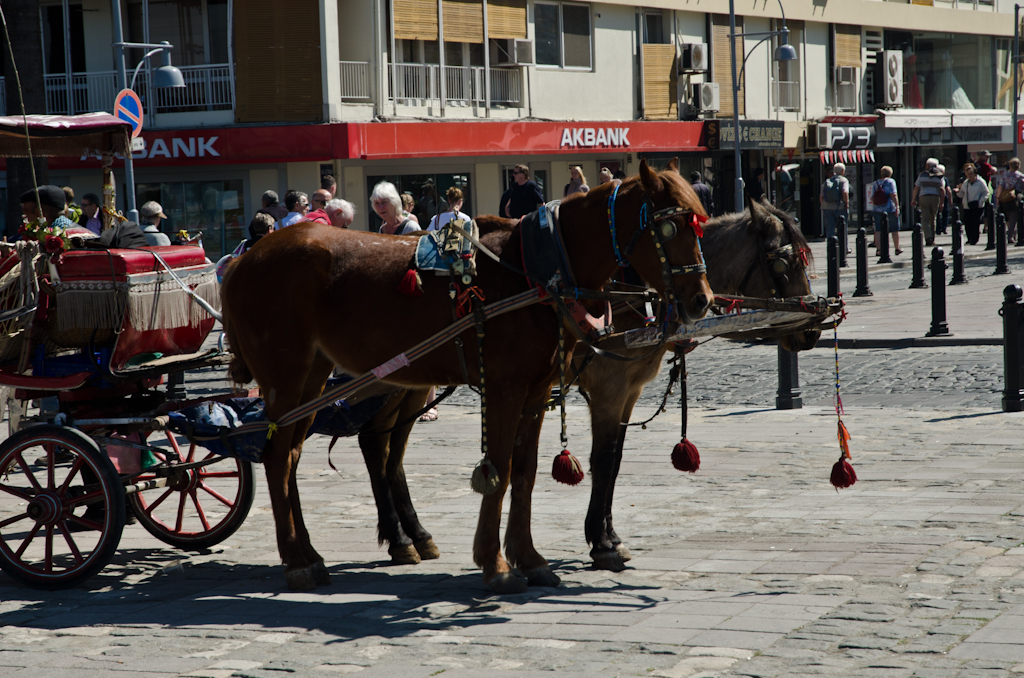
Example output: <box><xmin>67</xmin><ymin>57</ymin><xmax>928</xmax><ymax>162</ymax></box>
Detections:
<box><xmin>745</xmin><ymin>196</ymin><xmax>821</xmax><ymax>352</ymax></box>
<box><xmin>626</xmin><ymin>159</ymin><xmax>713</xmax><ymax>324</ymax></box>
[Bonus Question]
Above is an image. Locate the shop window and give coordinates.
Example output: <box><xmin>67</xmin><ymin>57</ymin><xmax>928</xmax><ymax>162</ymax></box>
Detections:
<box><xmin>135</xmin><ymin>179</ymin><xmax>245</xmax><ymax>260</ymax></box>
<box><xmin>366</xmin><ymin>174</ymin><xmax>472</xmax><ymax>232</ymax></box>
<box><xmin>885</xmin><ymin>30</ymin><xmax>993</xmax><ymax>110</ymax></box>
<box><xmin>535</xmin><ymin>2</ymin><xmax>592</xmax><ymax>70</ymax></box>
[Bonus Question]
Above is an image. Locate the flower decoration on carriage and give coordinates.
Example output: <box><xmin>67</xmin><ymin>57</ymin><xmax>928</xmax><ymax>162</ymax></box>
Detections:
<box><xmin>19</xmin><ymin>217</ymin><xmax>71</xmax><ymax>255</ymax></box>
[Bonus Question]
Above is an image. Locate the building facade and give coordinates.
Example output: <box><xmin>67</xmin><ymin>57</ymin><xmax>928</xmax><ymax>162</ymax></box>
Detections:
<box><xmin>0</xmin><ymin>0</ymin><xmax>1018</xmax><ymax>254</ymax></box>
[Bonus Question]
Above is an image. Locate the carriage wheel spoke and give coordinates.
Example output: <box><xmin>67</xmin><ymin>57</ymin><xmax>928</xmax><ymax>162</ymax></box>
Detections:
<box><xmin>198</xmin><ymin>470</ymin><xmax>240</xmax><ymax>479</ymax></box>
<box><xmin>0</xmin><ymin>482</ymin><xmax>33</xmax><ymax>502</ymax></box>
<box><xmin>44</xmin><ymin>525</ymin><xmax>53</xmax><ymax>572</ymax></box>
<box><xmin>68</xmin><ymin>489</ymin><xmax>106</xmax><ymax>510</ymax></box>
<box><xmin>66</xmin><ymin>515</ymin><xmax>103</xmax><ymax>532</ymax></box>
<box><xmin>174</xmin><ymin>490</ymin><xmax>187</xmax><ymax>532</ymax></box>
<box><xmin>58</xmin><ymin>522</ymin><xmax>84</xmax><ymax>564</ymax></box>
<box><xmin>143</xmin><ymin>488</ymin><xmax>175</xmax><ymax>515</ymax></box>
<box><xmin>185</xmin><ymin>443</ymin><xmax>198</xmax><ymax>464</ymax></box>
<box><xmin>198</xmin><ymin>482</ymin><xmax>234</xmax><ymax>508</ymax></box>
<box><xmin>166</xmin><ymin>431</ymin><xmax>184</xmax><ymax>462</ymax></box>
<box><xmin>190</xmin><ymin>490</ymin><xmax>211</xmax><ymax>531</ymax></box>
<box><xmin>46</xmin><ymin>445</ymin><xmax>55</xmax><ymax>490</ymax></box>
<box><xmin>0</xmin><ymin>511</ymin><xmax>31</xmax><ymax>529</ymax></box>
<box><xmin>15</xmin><ymin>522</ymin><xmax>42</xmax><ymax>558</ymax></box>
<box><xmin>56</xmin><ymin>457</ymin><xmax>85</xmax><ymax>496</ymax></box>
<box><xmin>16</xmin><ymin>453</ymin><xmax>43</xmax><ymax>493</ymax></box>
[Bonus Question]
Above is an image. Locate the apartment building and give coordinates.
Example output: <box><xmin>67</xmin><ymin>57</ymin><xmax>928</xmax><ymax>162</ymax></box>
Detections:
<box><xmin>1</xmin><ymin>0</ymin><xmax>1017</xmax><ymax>253</ymax></box>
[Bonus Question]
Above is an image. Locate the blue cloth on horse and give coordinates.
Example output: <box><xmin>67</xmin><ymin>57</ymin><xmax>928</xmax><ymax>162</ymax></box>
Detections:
<box><xmin>167</xmin><ymin>398</ymin><xmax>268</xmax><ymax>464</ymax></box>
<box><xmin>306</xmin><ymin>381</ymin><xmax>390</xmax><ymax>439</ymax></box>
<box><xmin>414</xmin><ymin>223</ymin><xmax>475</xmax><ymax>273</ymax></box>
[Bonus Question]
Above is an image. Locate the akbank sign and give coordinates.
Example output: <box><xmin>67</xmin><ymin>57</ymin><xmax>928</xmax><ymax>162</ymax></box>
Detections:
<box><xmin>133</xmin><ymin>136</ymin><xmax>219</xmax><ymax>159</ymax></box>
<box><xmin>559</xmin><ymin>127</ymin><xmax>631</xmax><ymax>148</ymax></box>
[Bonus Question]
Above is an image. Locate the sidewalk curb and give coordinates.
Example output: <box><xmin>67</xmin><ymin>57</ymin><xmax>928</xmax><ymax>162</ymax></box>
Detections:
<box><xmin>827</xmin><ymin>245</ymin><xmax>1024</xmax><ymax>278</ymax></box>
<box><xmin>815</xmin><ymin>337</ymin><xmax>1003</xmax><ymax>349</ymax></box>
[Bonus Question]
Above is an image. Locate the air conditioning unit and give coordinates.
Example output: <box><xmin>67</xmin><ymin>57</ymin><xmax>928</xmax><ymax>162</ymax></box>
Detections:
<box><xmin>882</xmin><ymin>49</ymin><xmax>903</xmax><ymax>107</ymax></box>
<box><xmin>495</xmin><ymin>39</ymin><xmax>534</xmax><ymax>66</ymax></box>
<box><xmin>807</xmin><ymin>122</ymin><xmax>832</xmax><ymax>149</ymax></box>
<box><xmin>678</xmin><ymin>43</ymin><xmax>709</xmax><ymax>73</ymax></box>
<box><xmin>692</xmin><ymin>82</ymin><xmax>720</xmax><ymax>113</ymax></box>
<box><xmin>836</xmin><ymin>66</ymin><xmax>855</xmax><ymax>86</ymax></box>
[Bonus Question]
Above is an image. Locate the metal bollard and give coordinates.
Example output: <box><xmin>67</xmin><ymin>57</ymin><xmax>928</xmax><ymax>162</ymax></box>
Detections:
<box><xmin>1002</xmin><ymin>285</ymin><xmax>1024</xmax><ymax>413</ymax></box>
<box><xmin>950</xmin><ymin>219</ymin><xmax>967</xmax><ymax>285</ymax></box>
<box><xmin>925</xmin><ymin>247</ymin><xmax>951</xmax><ymax>337</ymax></box>
<box><xmin>827</xmin><ymin>235</ymin><xmax>840</xmax><ymax>298</ymax></box>
<box><xmin>838</xmin><ymin>215</ymin><xmax>849</xmax><ymax>267</ymax></box>
<box><xmin>776</xmin><ymin>344</ymin><xmax>802</xmax><ymax>410</ymax></box>
<box><xmin>877</xmin><ymin>215</ymin><xmax>893</xmax><ymax>264</ymax></box>
<box><xmin>914</xmin><ymin>208</ymin><xmax>922</xmax><ymax>230</ymax></box>
<box><xmin>995</xmin><ymin>213</ymin><xmax>1009</xmax><ymax>275</ymax></box>
<box><xmin>853</xmin><ymin>227</ymin><xmax>873</xmax><ymax>297</ymax></box>
<box><xmin>985</xmin><ymin>203</ymin><xmax>996</xmax><ymax>251</ymax></box>
<box><xmin>950</xmin><ymin>204</ymin><xmax>960</xmax><ymax>229</ymax></box>
<box><xmin>909</xmin><ymin>222</ymin><xmax>928</xmax><ymax>289</ymax></box>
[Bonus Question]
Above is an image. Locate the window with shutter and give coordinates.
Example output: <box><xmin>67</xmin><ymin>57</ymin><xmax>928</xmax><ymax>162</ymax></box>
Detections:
<box><xmin>395</xmin><ymin>0</ymin><xmax>439</xmax><ymax>41</ymax></box>
<box><xmin>487</xmin><ymin>0</ymin><xmax>527</xmax><ymax>40</ymax></box>
<box><xmin>642</xmin><ymin>44</ymin><xmax>677</xmax><ymax>120</ymax></box>
<box><xmin>443</xmin><ymin>0</ymin><xmax>483</xmax><ymax>43</ymax></box>
<box><xmin>835</xmin><ymin>24</ymin><xmax>862</xmax><ymax>69</ymax></box>
<box><xmin>711</xmin><ymin>14</ymin><xmax>743</xmax><ymax>116</ymax></box>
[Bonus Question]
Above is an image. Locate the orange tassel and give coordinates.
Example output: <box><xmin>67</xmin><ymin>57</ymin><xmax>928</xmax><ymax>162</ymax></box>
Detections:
<box><xmin>552</xmin><ymin>450</ymin><xmax>584</xmax><ymax>485</ymax></box>
<box><xmin>397</xmin><ymin>269</ymin><xmax>423</xmax><ymax>296</ymax></box>
<box><xmin>838</xmin><ymin>420</ymin><xmax>851</xmax><ymax>460</ymax></box>
<box><xmin>671</xmin><ymin>438</ymin><xmax>700</xmax><ymax>473</ymax></box>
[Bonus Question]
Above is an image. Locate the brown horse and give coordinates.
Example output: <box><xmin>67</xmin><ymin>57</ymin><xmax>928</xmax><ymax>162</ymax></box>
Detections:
<box><xmin>220</xmin><ymin>160</ymin><xmax>712</xmax><ymax>593</ymax></box>
<box><xmin>581</xmin><ymin>196</ymin><xmax>819</xmax><ymax>571</ymax></box>
<box><xmin>348</xmin><ymin>196</ymin><xmax>818</xmax><ymax>572</ymax></box>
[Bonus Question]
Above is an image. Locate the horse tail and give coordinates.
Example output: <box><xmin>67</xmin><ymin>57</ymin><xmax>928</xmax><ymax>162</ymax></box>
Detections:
<box><xmin>220</xmin><ymin>261</ymin><xmax>254</xmax><ymax>386</ymax></box>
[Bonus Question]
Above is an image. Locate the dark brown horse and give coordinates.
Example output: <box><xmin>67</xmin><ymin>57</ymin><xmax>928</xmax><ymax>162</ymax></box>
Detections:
<box><xmin>580</xmin><ymin>196</ymin><xmax>819</xmax><ymax>571</ymax></box>
<box><xmin>348</xmin><ymin>196</ymin><xmax>818</xmax><ymax>572</ymax></box>
<box><xmin>220</xmin><ymin>160</ymin><xmax>712</xmax><ymax>593</ymax></box>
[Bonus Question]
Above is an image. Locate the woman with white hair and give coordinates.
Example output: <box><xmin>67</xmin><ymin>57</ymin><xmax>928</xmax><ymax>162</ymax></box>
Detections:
<box><xmin>371</xmin><ymin>181</ymin><xmax>421</xmax><ymax>235</ymax></box>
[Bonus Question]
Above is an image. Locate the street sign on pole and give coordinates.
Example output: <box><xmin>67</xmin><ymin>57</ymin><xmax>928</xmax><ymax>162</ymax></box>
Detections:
<box><xmin>114</xmin><ymin>88</ymin><xmax>144</xmax><ymax>139</ymax></box>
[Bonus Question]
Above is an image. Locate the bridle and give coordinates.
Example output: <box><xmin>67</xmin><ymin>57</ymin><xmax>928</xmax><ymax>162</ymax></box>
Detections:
<box><xmin>738</xmin><ymin>230</ymin><xmax>811</xmax><ymax>300</ymax></box>
<box><xmin>607</xmin><ymin>182</ymin><xmax>708</xmax><ymax>322</ymax></box>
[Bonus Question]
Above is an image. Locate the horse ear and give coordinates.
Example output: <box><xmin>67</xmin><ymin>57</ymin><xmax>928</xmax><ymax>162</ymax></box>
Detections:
<box><xmin>639</xmin><ymin>159</ymin><xmax>663</xmax><ymax>196</ymax></box>
<box><xmin>746</xmin><ymin>192</ymin><xmax>767</xmax><ymax>229</ymax></box>
<box><xmin>667</xmin><ymin>157</ymin><xmax>680</xmax><ymax>173</ymax></box>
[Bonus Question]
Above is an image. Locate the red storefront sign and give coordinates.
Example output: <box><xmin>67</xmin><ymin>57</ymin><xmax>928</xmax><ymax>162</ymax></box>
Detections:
<box><xmin>1019</xmin><ymin>119</ymin><xmax>1024</xmax><ymax>144</ymax></box>
<box><xmin>29</xmin><ymin>119</ymin><xmax>706</xmax><ymax>169</ymax></box>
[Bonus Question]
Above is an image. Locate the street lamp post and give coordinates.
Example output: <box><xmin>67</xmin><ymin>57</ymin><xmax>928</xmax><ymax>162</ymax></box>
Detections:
<box><xmin>1014</xmin><ymin>3</ymin><xmax>1020</xmax><ymax>159</ymax></box>
<box><xmin>110</xmin><ymin>0</ymin><xmax>184</xmax><ymax>223</ymax></box>
<box><xmin>728</xmin><ymin>0</ymin><xmax>797</xmax><ymax>211</ymax></box>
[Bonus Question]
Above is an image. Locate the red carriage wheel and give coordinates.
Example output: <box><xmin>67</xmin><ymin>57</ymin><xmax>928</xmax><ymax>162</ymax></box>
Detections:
<box><xmin>128</xmin><ymin>432</ymin><xmax>254</xmax><ymax>551</ymax></box>
<box><xmin>0</xmin><ymin>425</ymin><xmax>125</xmax><ymax>589</ymax></box>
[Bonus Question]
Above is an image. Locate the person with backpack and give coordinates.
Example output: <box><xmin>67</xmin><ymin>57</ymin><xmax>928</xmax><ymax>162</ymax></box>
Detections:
<box><xmin>911</xmin><ymin>157</ymin><xmax>944</xmax><ymax>246</ymax></box>
<box><xmin>871</xmin><ymin>165</ymin><xmax>902</xmax><ymax>255</ymax></box>
<box><xmin>819</xmin><ymin>163</ymin><xmax>850</xmax><ymax>248</ymax></box>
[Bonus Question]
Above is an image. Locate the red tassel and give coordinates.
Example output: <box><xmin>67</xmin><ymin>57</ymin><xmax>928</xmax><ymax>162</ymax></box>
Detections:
<box><xmin>552</xmin><ymin>450</ymin><xmax>584</xmax><ymax>485</ymax></box>
<box><xmin>397</xmin><ymin>269</ymin><xmax>423</xmax><ymax>296</ymax></box>
<box><xmin>830</xmin><ymin>458</ymin><xmax>857</xmax><ymax>489</ymax></box>
<box><xmin>671</xmin><ymin>438</ymin><xmax>700</xmax><ymax>473</ymax></box>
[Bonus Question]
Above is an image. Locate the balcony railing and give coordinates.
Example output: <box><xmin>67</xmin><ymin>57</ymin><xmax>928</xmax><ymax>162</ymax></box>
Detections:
<box><xmin>774</xmin><ymin>80</ymin><xmax>801</xmax><ymax>112</ymax></box>
<box><xmin>41</xmin><ymin>64</ymin><xmax>232</xmax><ymax>116</ymax></box>
<box><xmin>340</xmin><ymin>61</ymin><xmax>372</xmax><ymax>100</ymax></box>
<box><xmin>388</xmin><ymin>62</ymin><xmax>522</xmax><ymax>107</ymax></box>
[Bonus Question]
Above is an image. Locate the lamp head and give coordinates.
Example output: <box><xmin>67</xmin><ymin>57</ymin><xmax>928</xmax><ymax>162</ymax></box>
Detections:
<box><xmin>774</xmin><ymin>27</ymin><xmax>798</xmax><ymax>62</ymax></box>
<box><xmin>154</xmin><ymin>41</ymin><xmax>186</xmax><ymax>88</ymax></box>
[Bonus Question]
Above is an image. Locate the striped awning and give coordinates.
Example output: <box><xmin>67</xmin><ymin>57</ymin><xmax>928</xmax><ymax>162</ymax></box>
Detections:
<box><xmin>820</xmin><ymin>150</ymin><xmax>875</xmax><ymax>164</ymax></box>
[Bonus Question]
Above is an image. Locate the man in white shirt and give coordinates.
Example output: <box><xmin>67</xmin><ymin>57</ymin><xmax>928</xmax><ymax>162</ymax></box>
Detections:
<box><xmin>277</xmin><ymin>192</ymin><xmax>309</xmax><ymax>229</ymax></box>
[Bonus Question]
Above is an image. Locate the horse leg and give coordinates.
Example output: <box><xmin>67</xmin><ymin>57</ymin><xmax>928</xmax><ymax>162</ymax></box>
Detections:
<box><xmin>504</xmin><ymin>398</ymin><xmax>559</xmax><ymax>588</ymax></box>
<box><xmin>605</xmin><ymin>391</ymin><xmax>642</xmax><ymax>564</ymax></box>
<box><xmin>474</xmin><ymin>390</ymin><xmax>529</xmax><ymax>594</ymax></box>
<box><xmin>358</xmin><ymin>390</ymin><xmax>420</xmax><ymax>565</ymax></box>
<box><xmin>385</xmin><ymin>388</ymin><xmax>440</xmax><ymax>560</ymax></box>
<box><xmin>585</xmin><ymin>394</ymin><xmax>630</xmax><ymax>572</ymax></box>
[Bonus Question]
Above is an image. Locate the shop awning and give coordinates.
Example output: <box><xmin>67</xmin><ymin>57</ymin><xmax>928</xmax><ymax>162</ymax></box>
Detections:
<box><xmin>820</xmin><ymin>150</ymin><xmax>874</xmax><ymax>164</ymax></box>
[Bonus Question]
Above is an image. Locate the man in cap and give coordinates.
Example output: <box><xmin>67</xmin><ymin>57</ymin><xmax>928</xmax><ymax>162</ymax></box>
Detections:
<box><xmin>140</xmin><ymin>201</ymin><xmax>172</xmax><ymax>246</ymax></box>
<box><xmin>976</xmin><ymin>151</ymin><xmax>996</xmax><ymax>185</ymax></box>
<box><xmin>20</xmin><ymin>185</ymin><xmax>77</xmax><ymax>231</ymax></box>
<box><xmin>261</xmin><ymin>190</ymin><xmax>289</xmax><ymax>221</ymax></box>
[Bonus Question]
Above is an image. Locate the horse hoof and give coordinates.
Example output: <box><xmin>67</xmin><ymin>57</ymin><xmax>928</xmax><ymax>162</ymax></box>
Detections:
<box><xmin>523</xmin><ymin>566</ymin><xmax>560</xmax><ymax>588</ymax></box>
<box><xmin>486</xmin><ymin>571</ymin><xmax>529</xmax><ymax>594</ymax></box>
<box><xmin>414</xmin><ymin>539</ymin><xmax>440</xmax><ymax>560</ymax></box>
<box><xmin>615</xmin><ymin>544</ymin><xmax>633</xmax><ymax>562</ymax></box>
<box><xmin>285</xmin><ymin>567</ymin><xmax>317</xmax><ymax>591</ymax></box>
<box><xmin>388</xmin><ymin>544</ymin><xmax>421</xmax><ymax>565</ymax></box>
<box><xmin>591</xmin><ymin>549</ymin><xmax>627</xmax><ymax>572</ymax></box>
<box><xmin>311</xmin><ymin>560</ymin><xmax>331</xmax><ymax>586</ymax></box>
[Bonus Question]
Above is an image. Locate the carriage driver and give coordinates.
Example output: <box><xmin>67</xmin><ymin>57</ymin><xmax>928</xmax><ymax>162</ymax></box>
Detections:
<box><xmin>20</xmin><ymin>185</ymin><xmax>77</xmax><ymax>231</ymax></box>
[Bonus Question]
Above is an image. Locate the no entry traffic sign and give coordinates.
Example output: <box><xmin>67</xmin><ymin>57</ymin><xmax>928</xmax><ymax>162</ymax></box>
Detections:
<box><xmin>114</xmin><ymin>89</ymin><xmax>144</xmax><ymax>139</ymax></box>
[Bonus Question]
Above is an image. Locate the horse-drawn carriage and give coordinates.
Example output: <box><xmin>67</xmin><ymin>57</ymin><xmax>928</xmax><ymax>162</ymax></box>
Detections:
<box><xmin>0</xmin><ymin>117</ymin><xmax>844</xmax><ymax>591</ymax></box>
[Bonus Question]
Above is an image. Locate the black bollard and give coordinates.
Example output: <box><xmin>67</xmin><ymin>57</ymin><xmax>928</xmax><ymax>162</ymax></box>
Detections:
<box><xmin>776</xmin><ymin>344</ymin><xmax>802</xmax><ymax>410</ymax></box>
<box><xmin>838</xmin><ymin>215</ymin><xmax>848</xmax><ymax>267</ymax></box>
<box><xmin>827</xmin><ymin>235</ymin><xmax>840</xmax><ymax>299</ymax></box>
<box><xmin>909</xmin><ymin>222</ymin><xmax>928</xmax><ymax>289</ymax></box>
<box><xmin>985</xmin><ymin>203</ymin><xmax>996</xmax><ymax>251</ymax></box>
<box><xmin>853</xmin><ymin>227</ymin><xmax>873</xmax><ymax>297</ymax></box>
<box><xmin>950</xmin><ymin>219</ymin><xmax>967</xmax><ymax>285</ymax></box>
<box><xmin>877</xmin><ymin>215</ymin><xmax>892</xmax><ymax>264</ymax></box>
<box><xmin>996</xmin><ymin>213</ymin><xmax>1010</xmax><ymax>275</ymax></box>
<box><xmin>914</xmin><ymin>208</ymin><xmax>922</xmax><ymax>230</ymax></box>
<box><xmin>1002</xmin><ymin>285</ymin><xmax>1024</xmax><ymax>412</ymax></box>
<box><xmin>925</xmin><ymin>247</ymin><xmax>951</xmax><ymax>337</ymax></box>
<box><xmin>950</xmin><ymin>204</ymin><xmax>960</xmax><ymax>230</ymax></box>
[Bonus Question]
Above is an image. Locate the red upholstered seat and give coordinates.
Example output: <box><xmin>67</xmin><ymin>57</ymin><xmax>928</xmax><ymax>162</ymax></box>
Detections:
<box><xmin>55</xmin><ymin>246</ymin><xmax>208</xmax><ymax>280</ymax></box>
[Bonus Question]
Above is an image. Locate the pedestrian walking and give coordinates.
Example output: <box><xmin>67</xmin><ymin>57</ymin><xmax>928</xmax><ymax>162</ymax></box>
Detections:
<box><xmin>935</xmin><ymin>164</ymin><xmax>952</xmax><ymax>236</ymax></box>
<box><xmin>820</xmin><ymin>162</ymin><xmax>850</xmax><ymax>243</ymax></box>
<box><xmin>505</xmin><ymin>164</ymin><xmax>544</xmax><ymax>219</ymax></box>
<box><xmin>310</xmin><ymin>189</ymin><xmax>331</xmax><ymax>215</ymax></box>
<box><xmin>871</xmin><ymin>166</ymin><xmax>902</xmax><ymax>255</ymax></box>
<box><xmin>995</xmin><ymin>157</ymin><xmax>1023</xmax><ymax>246</ymax></box>
<box><xmin>975</xmin><ymin>150</ymin><xmax>997</xmax><ymax>185</ymax></box>
<box><xmin>748</xmin><ymin>167</ymin><xmax>766</xmax><ymax>202</ymax></box>
<box><xmin>277</xmin><ymin>191</ymin><xmax>309</xmax><ymax>229</ymax></box>
<box><xmin>372</xmin><ymin>181</ymin><xmax>422</xmax><ymax>235</ymax></box>
<box><xmin>401</xmin><ymin>193</ymin><xmax>420</xmax><ymax>225</ymax></box>
<box><xmin>563</xmin><ymin>166</ymin><xmax>590</xmax><ymax>197</ymax></box>
<box><xmin>303</xmin><ymin>198</ymin><xmax>354</xmax><ymax>228</ymax></box>
<box><xmin>321</xmin><ymin>173</ymin><xmax>337</xmax><ymax>199</ymax></box>
<box><xmin>955</xmin><ymin>163</ymin><xmax>989</xmax><ymax>246</ymax></box>
<box><xmin>427</xmin><ymin>186</ymin><xmax>471</xmax><ymax>232</ymax></box>
<box><xmin>261</xmin><ymin>190</ymin><xmax>288</xmax><ymax>221</ymax></box>
<box><xmin>911</xmin><ymin>158</ymin><xmax>943</xmax><ymax>246</ymax></box>
<box><xmin>690</xmin><ymin>171</ymin><xmax>714</xmax><ymax>217</ymax></box>
<box><xmin>598</xmin><ymin>167</ymin><xmax>614</xmax><ymax>185</ymax></box>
